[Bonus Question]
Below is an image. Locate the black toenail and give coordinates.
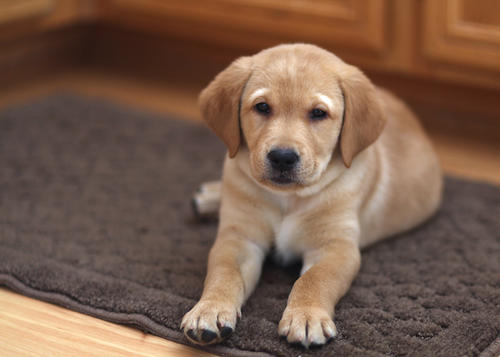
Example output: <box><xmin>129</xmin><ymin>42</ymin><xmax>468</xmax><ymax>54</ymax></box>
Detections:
<box><xmin>310</xmin><ymin>342</ymin><xmax>323</xmax><ymax>349</ymax></box>
<box><xmin>201</xmin><ymin>329</ymin><xmax>218</xmax><ymax>343</ymax></box>
<box><xmin>220</xmin><ymin>326</ymin><xmax>233</xmax><ymax>338</ymax></box>
<box><xmin>327</xmin><ymin>334</ymin><xmax>337</xmax><ymax>342</ymax></box>
<box><xmin>187</xmin><ymin>329</ymin><xmax>198</xmax><ymax>341</ymax></box>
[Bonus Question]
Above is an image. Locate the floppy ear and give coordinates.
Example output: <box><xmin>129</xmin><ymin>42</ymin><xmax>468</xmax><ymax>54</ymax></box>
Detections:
<box><xmin>198</xmin><ymin>57</ymin><xmax>253</xmax><ymax>158</ymax></box>
<box><xmin>339</xmin><ymin>65</ymin><xmax>386</xmax><ymax>167</ymax></box>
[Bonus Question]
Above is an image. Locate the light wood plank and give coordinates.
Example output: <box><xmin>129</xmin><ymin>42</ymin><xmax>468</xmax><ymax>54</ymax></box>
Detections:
<box><xmin>0</xmin><ymin>289</ymin><xmax>215</xmax><ymax>357</ymax></box>
<box><xmin>431</xmin><ymin>133</ymin><xmax>500</xmax><ymax>184</ymax></box>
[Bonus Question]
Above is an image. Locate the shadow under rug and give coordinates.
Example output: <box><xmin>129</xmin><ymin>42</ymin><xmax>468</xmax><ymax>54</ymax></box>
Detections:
<box><xmin>0</xmin><ymin>94</ymin><xmax>499</xmax><ymax>357</ymax></box>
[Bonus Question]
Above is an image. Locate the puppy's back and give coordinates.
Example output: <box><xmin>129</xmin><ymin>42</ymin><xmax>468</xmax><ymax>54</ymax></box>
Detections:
<box><xmin>359</xmin><ymin>88</ymin><xmax>443</xmax><ymax>247</ymax></box>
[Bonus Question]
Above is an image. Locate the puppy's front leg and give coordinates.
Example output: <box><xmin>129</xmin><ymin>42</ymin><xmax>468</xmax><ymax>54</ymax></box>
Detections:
<box><xmin>181</xmin><ymin>227</ymin><xmax>266</xmax><ymax>345</ymax></box>
<box><xmin>279</xmin><ymin>239</ymin><xmax>361</xmax><ymax>347</ymax></box>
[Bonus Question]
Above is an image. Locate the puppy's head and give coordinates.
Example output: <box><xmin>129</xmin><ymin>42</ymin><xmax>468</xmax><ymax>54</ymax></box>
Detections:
<box><xmin>199</xmin><ymin>44</ymin><xmax>385</xmax><ymax>193</ymax></box>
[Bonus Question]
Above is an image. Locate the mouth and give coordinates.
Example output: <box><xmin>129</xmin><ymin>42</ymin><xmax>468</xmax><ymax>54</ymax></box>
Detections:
<box><xmin>269</xmin><ymin>173</ymin><xmax>295</xmax><ymax>185</ymax></box>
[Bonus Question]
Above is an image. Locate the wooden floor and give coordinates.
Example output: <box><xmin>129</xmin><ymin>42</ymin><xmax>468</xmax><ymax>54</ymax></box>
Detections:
<box><xmin>0</xmin><ymin>289</ymin><xmax>214</xmax><ymax>357</ymax></box>
<box><xmin>0</xmin><ymin>70</ymin><xmax>499</xmax><ymax>357</ymax></box>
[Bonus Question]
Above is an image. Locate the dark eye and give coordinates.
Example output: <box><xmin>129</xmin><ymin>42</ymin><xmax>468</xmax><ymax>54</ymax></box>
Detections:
<box><xmin>255</xmin><ymin>102</ymin><xmax>271</xmax><ymax>115</ymax></box>
<box><xmin>310</xmin><ymin>108</ymin><xmax>327</xmax><ymax>120</ymax></box>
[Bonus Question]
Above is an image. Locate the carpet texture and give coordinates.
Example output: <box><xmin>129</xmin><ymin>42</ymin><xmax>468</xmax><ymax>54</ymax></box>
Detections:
<box><xmin>0</xmin><ymin>94</ymin><xmax>499</xmax><ymax>357</ymax></box>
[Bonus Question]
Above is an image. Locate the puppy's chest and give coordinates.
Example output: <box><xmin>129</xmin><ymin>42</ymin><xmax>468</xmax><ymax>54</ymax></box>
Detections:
<box><xmin>270</xmin><ymin>197</ymin><xmax>307</xmax><ymax>265</ymax></box>
<box><xmin>272</xmin><ymin>216</ymin><xmax>301</xmax><ymax>264</ymax></box>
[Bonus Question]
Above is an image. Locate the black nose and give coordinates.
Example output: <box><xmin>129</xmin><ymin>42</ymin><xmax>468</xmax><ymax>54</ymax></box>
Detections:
<box><xmin>267</xmin><ymin>148</ymin><xmax>299</xmax><ymax>171</ymax></box>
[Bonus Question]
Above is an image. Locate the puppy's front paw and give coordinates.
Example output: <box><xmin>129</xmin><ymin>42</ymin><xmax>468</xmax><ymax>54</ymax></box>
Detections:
<box><xmin>278</xmin><ymin>307</ymin><xmax>337</xmax><ymax>348</ymax></box>
<box><xmin>181</xmin><ymin>299</ymin><xmax>240</xmax><ymax>345</ymax></box>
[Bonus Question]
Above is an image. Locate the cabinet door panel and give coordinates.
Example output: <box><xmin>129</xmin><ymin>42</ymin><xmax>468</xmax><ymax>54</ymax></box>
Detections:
<box><xmin>0</xmin><ymin>0</ymin><xmax>54</xmax><ymax>25</ymax></box>
<box><xmin>422</xmin><ymin>0</ymin><xmax>500</xmax><ymax>71</ymax></box>
<box><xmin>103</xmin><ymin>0</ymin><xmax>389</xmax><ymax>53</ymax></box>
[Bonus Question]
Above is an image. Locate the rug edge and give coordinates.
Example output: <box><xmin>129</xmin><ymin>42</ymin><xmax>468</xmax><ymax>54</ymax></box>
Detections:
<box><xmin>479</xmin><ymin>335</ymin><xmax>500</xmax><ymax>357</ymax></box>
<box><xmin>0</xmin><ymin>274</ymin><xmax>274</xmax><ymax>357</ymax></box>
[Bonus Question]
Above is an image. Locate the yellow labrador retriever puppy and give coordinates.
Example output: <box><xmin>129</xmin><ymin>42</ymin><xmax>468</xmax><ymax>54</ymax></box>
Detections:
<box><xmin>181</xmin><ymin>44</ymin><xmax>442</xmax><ymax>348</ymax></box>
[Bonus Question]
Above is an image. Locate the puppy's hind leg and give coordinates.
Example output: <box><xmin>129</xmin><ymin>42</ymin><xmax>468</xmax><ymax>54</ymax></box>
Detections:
<box><xmin>192</xmin><ymin>180</ymin><xmax>221</xmax><ymax>220</ymax></box>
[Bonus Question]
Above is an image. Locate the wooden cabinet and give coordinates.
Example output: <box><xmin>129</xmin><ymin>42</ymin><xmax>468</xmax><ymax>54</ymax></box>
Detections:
<box><xmin>0</xmin><ymin>0</ymin><xmax>54</xmax><ymax>25</ymax></box>
<box><xmin>422</xmin><ymin>0</ymin><xmax>500</xmax><ymax>72</ymax></box>
<box><xmin>98</xmin><ymin>0</ymin><xmax>500</xmax><ymax>89</ymax></box>
<box><xmin>0</xmin><ymin>0</ymin><xmax>95</xmax><ymax>39</ymax></box>
<box><xmin>101</xmin><ymin>0</ymin><xmax>389</xmax><ymax>53</ymax></box>
<box><xmin>2</xmin><ymin>0</ymin><xmax>500</xmax><ymax>90</ymax></box>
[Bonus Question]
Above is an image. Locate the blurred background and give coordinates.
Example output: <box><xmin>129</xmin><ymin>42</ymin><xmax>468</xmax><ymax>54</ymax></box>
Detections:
<box><xmin>0</xmin><ymin>0</ymin><xmax>499</xmax><ymax>177</ymax></box>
